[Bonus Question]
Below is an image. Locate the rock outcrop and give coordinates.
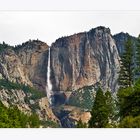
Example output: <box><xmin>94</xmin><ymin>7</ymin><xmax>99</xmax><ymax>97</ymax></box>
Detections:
<box><xmin>0</xmin><ymin>47</ymin><xmax>32</xmax><ymax>85</ymax></box>
<box><xmin>50</xmin><ymin>26</ymin><xmax>120</xmax><ymax>93</ymax></box>
<box><xmin>14</xmin><ymin>40</ymin><xmax>49</xmax><ymax>92</ymax></box>
<box><xmin>113</xmin><ymin>32</ymin><xmax>137</xmax><ymax>55</ymax></box>
<box><xmin>53</xmin><ymin>105</ymin><xmax>91</xmax><ymax>128</ymax></box>
<box><xmin>0</xmin><ymin>41</ymin><xmax>59</xmax><ymax>127</ymax></box>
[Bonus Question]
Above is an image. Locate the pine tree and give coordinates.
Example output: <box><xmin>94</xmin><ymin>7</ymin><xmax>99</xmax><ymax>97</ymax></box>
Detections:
<box><xmin>118</xmin><ymin>79</ymin><xmax>140</xmax><ymax>119</ymax></box>
<box><xmin>117</xmin><ymin>80</ymin><xmax>140</xmax><ymax>127</ymax></box>
<box><xmin>119</xmin><ymin>116</ymin><xmax>140</xmax><ymax>128</ymax></box>
<box><xmin>0</xmin><ymin>101</ymin><xmax>41</xmax><ymax>128</ymax></box>
<box><xmin>88</xmin><ymin>88</ymin><xmax>109</xmax><ymax>128</ymax></box>
<box><xmin>105</xmin><ymin>91</ymin><xmax>116</xmax><ymax>123</ymax></box>
<box><xmin>135</xmin><ymin>34</ymin><xmax>140</xmax><ymax>81</ymax></box>
<box><xmin>118</xmin><ymin>38</ymin><xmax>134</xmax><ymax>88</ymax></box>
<box><xmin>29</xmin><ymin>113</ymin><xmax>40</xmax><ymax>128</ymax></box>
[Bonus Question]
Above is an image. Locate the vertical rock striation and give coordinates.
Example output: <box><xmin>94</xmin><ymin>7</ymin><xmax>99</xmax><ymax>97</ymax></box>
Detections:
<box><xmin>51</xmin><ymin>26</ymin><xmax>120</xmax><ymax>93</ymax></box>
<box><xmin>15</xmin><ymin>40</ymin><xmax>49</xmax><ymax>92</ymax></box>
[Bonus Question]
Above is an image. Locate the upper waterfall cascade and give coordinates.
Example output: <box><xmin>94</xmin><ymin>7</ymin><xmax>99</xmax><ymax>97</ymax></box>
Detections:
<box><xmin>46</xmin><ymin>47</ymin><xmax>53</xmax><ymax>105</ymax></box>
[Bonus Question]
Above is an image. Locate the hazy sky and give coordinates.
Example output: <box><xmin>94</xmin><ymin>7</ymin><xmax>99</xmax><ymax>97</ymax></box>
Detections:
<box><xmin>0</xmin><ymin>11</ymin><xmax>140</xmax><ymax>46</ymax></box>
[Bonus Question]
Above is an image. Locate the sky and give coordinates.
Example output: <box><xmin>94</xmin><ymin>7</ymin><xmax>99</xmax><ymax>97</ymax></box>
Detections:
<box><xmin>0</xmin><ymin>11</ymin><xmax>140</xmax><ymax>46</ymax></box>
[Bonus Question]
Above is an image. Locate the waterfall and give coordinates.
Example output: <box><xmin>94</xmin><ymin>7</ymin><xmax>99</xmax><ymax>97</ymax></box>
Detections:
<box><xmin>46</xmin><ymin>47</ymin><xmax>53</xmax><ymax>105</ymax></box>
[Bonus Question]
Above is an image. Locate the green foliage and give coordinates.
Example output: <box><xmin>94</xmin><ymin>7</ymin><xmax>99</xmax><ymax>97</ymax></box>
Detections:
<box><xmin>117</xmin><ymin>79</ymin><xmax>140</xmax><ymax>127</ymax></box>
<box><xmin>134</xmin><ymin>34</ymin><xmax>140</xmax><ymax>81</ymax></box>
<box><xmin>118</xmin><ymin>38</ymin><xmax>134</xmax><ymax>88</ymax></box>
<box><xmin>0</xmin><ymin>101</ymin><xmax>40</xmax><ymax>128</ymax></box>
<box><xmin>76</xmin><ymin>119</ymin><xmax>87</xmax><ymax>128</ymax></box>
<box><xmin>22</xmin><ymin>84</ymin><xmax>45</xmax><ymax>100</ymax></box>
<box><xmin>68</xmin><ymin>85</ymin><xmax>95</xmax><ymax>110</ymax></box>
<box><xmin>117</xmin><ymin>83</ymin><xmax>140</xmax><ymax>120</ymax></box>
<box><xmin>0</xmin><ymin>42</ymin><xmax>13</xmax><ymax>52</ymax></box>
<box><xmin>0</xmin><ymin>79</ymin><xmax>23</xmax><ymax>91</ymax></box>
<box><xmin>88</xmin><ymin>88</ymin><xmax>113</xmax><ymax>128</ymax></box>
<box><xmin>29</xmin><ymin>113</ymin><xmax>40</xmax><ymax>128</ymax></box>
<box><xmin>105</xmin><ymin>91</ymin><xmax>117</xmax><ymax>123</ymax></box>
<box><xmin>119</xmin><ymin>116</ymin><xmax>140</xmax><ymax>128</ymax></box>
<box><xmin>0</xmin><ymin>79</ymin><xmax>45</xmax><ymax>100</ymax></box>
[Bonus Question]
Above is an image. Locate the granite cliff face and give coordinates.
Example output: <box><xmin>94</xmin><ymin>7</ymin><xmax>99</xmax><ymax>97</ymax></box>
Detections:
<box><xmin>50</xmin><ymin>27</ymin><xmax>120</xmax><ymax>93</ymax></box>
<box><xmin>0</xmin><ymin>47</ymin><xmax>32</xmax><ymax>85</ymax></box>
<box><xmin>14</xmin><ymin>40</ymin><xmax>49</xmax><ymax>92</ymax></box>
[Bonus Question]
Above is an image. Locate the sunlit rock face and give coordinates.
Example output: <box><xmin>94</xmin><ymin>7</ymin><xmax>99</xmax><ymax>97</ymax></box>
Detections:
<box><xmin>50</xmin><ymin>26</ymin><xmax>120</xmax><ymax>93</ymax></box>
<box><xmin>15</xmin><ymin>40</ymin><xmax>49</xmax><ymax>92</ymax></box>
<box><xmin>0</xmin><ymin>47</ymin><xmax>32</xmax><ymax>86</ymax></box>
